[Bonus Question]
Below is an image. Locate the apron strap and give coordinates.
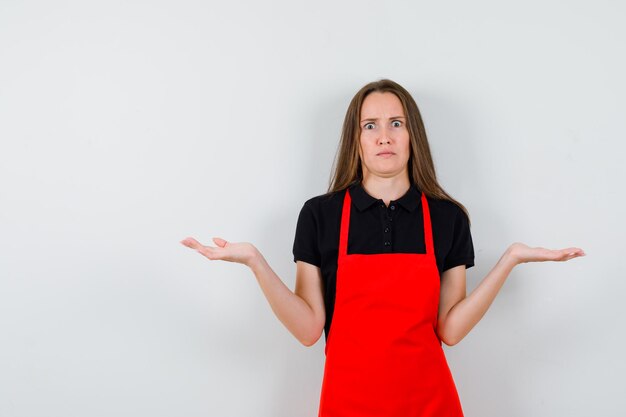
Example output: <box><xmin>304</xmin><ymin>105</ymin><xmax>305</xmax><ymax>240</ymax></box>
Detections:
<box><xmin>421</xmin><ymin>191</ymin><xmax>435</xmax><ymax>256</ymax></box>
<box><xmin>339</xmin><ymin>188</ymin><xmax>352</xmax><ymax>258</ymax></box>
<box><xmin>338</xmin><ymin>187</ymin><xmax>435</xmax><ymax>257</ymax></box>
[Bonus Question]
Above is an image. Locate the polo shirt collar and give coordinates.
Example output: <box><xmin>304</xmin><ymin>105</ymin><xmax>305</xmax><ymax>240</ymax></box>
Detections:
<box><xmin>349</xmin><ymin>181</ymin><xmax>421</xmax><ymax>212</ymax></box>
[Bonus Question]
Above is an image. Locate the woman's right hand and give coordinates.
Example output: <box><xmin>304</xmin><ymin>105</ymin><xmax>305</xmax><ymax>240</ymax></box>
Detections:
<box><xmin>180</xmin><ymin>236</ymin><xmax>260</xmax><ymax>268</ymax></box>
<box><xmin>182</xmin><ymin>236</ymin><xmax>325</xmax><ymax>346</ymax></box>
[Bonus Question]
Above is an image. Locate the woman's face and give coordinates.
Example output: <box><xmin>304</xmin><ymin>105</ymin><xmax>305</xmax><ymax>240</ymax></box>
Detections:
<box><xmin>358</xmin><ymin>92</ymin><xmax>411</xmax><ymax>181</ymax></box>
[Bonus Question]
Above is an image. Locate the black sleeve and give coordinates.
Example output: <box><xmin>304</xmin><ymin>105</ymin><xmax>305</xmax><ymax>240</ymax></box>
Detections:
<box><xmin>292</xmin><ymin>200</ymin><xmax>322</xmax><ymax>267</ymax></box>
<box><xmin>443</xmin><ymin>206</ymin><xmax>475</xmax><ymax>272</ymax></box>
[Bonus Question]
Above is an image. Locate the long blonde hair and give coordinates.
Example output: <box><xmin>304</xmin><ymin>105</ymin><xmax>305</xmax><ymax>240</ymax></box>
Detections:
<box><xmin>327</xmin><ymin>78</ymin><xmax>471</xmax><ymax>225</ymax></box>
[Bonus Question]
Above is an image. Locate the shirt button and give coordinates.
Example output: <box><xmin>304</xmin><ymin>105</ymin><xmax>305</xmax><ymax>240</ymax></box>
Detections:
<box><xmin>390</xmin><ymin>205</ymin><xmax>395</xmax><ymax>210</ymax></box>
<box><xmin>388</xmin><ymin>217</ymin><xmax>393</xmax><ymax>222</ymax></box>
<box><xmin>384</xmin><ymin>227</ymin><xmax>389</xmax><ymax>233</ymax></box>
<box><xmin>384</xmin><ymin>241</ymin><xmax>391</xmax><ymax>246</ymax></box>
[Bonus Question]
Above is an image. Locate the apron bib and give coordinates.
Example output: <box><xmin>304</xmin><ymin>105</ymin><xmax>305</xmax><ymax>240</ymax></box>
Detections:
<box><xmin>318</xmin><ymin>188</ymin><xmax>464</xmax><ymax>417</ymax></box>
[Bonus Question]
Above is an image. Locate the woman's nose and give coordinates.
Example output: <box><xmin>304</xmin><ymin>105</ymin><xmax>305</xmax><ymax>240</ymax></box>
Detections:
<box><xmin>378</xmin><ymin>127</ymin><xmax>391</xmax><ymax>144</ymax></box>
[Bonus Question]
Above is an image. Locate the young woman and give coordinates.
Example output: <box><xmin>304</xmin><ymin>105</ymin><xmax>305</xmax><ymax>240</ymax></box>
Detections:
<box><xmin>181</xmin><ymin>79</ymin><xmax>585</xmax><ymax>416</ymax></box>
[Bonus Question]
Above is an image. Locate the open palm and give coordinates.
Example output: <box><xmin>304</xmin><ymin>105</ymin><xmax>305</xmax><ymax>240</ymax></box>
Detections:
<box><xmin>180</xmin><ymin>237</ymin><xmax>258</xmax><ymax>266</ymax></box>
<box><xmin>509</xmin><ymin>242</ymin><xmax>585</xmax><ymax>264</ymax></box>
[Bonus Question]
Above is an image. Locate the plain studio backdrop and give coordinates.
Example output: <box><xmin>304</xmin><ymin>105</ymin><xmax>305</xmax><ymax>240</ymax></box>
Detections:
<box><xmin>1</xmin><ymin>1</ymin><xmax>624</xmax><ymax>416</ymax></box>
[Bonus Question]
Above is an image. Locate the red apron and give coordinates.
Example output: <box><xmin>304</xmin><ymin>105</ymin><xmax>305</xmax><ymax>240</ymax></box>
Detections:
<box><xmin>317</xmin><ymin>188</ymin><xmax>464</xmax><ymax>417</ymax></box>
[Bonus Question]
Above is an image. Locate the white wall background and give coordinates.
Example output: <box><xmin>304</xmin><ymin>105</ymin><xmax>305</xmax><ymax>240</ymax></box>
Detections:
<box><xmin>1</xmin><ymin>1</ymin><xmax>624</xmax><ymax>416</ymax></box>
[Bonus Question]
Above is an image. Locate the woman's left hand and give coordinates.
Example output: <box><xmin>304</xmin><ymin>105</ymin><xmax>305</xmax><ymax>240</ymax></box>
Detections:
<box><xmin>508</xmin><ymin>242</ymin><xmax>586</xmax><ymax>265</ymax></box>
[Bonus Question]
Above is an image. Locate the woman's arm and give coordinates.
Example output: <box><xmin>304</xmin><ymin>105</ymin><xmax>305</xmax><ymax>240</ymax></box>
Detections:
<box><xmin>436</xmin><ymin>242</ymin><xmax>585</xmax><ymax>346</ymax></box>
<box><xmin>248</xmin><ymin>256</ymin><xmax>325</xmax><ymax>346</ymax></box>
<box><xmin>181</xmin><ymin>237</ymin><xmax>326</xmax><ymax>347</ymax></box>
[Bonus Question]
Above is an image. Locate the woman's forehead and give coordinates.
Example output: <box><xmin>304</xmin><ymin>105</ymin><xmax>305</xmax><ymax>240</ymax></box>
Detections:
<box><xmin>360</xmin><ymin>92</ymin><xmax>405</xmax><ymax>120</ymax></box>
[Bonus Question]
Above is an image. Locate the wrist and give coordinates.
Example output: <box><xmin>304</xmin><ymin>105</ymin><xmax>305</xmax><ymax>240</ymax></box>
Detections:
<box><xmin>502</xmin><ymin>245</ymin><xmax>520</xmax><ymax>268</ymax></box>
<box><xmin>247</xmin><ymin>247</ymin><xmax>265</xmax><ymax>272</ymax></box>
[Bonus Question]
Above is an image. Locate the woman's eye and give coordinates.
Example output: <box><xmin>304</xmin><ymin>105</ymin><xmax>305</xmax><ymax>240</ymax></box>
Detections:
<box><xmin>392</xmin><ymin>120</ymin><xmax>402</xmax><ymax>127</ymax></box>
<box><xmin>364</xmin><ymin>123</ymin><xmax>374</xmax><ymax>129</ymax></box>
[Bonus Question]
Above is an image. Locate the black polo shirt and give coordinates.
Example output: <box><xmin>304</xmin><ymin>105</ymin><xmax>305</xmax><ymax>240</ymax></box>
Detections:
<box><xmin>292</xmin><ymin>181</ymin><xmax>475</xmax><ymax>341</ymax></box>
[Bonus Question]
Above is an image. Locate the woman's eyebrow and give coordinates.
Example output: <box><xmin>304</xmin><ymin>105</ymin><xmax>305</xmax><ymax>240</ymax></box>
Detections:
<box><xmin>360</xmin><ymin>116</ymin><xmax>406</xmax><ymax>122</ymax></box>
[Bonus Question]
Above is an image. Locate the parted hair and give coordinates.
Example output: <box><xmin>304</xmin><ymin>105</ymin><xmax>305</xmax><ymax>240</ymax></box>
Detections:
<box><xmin>327</xmin><ymin>78</ymin><xmax>471</xmax><ymax>226</ymax></box>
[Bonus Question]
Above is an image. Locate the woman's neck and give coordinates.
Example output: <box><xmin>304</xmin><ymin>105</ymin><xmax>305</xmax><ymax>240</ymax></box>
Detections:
<box><xmin>361</xmin><ymin>175</ymin><xmax>411</xmax><ymax>207</ymax></box>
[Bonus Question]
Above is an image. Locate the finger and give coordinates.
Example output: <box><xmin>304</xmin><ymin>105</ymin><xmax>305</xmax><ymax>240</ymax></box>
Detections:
<box><xmin>558</xmin><ymin>248</ymin><xmax>585</xmax><ymax>261</ymax></box>
<box><xmin>559</xmin><ymin>248</ymin><xmax>585</xmax><ymax>258</ymax></box>
<box><xmin>563</xmin><ymin>247</ymin><xmax>585</xmax><ymax>257</ymax></box>
<box><xmin>180</xmin><ymin>237</ymin><xmax>205</xmax><ymax>250</ymax></box>
<box><xmin>213</xmin><ymin>237</ymin><xmax>228</xmax><ymax>248</ymax></box>
<box><xmin>197</xmin><ymin>246</ymin><xmax>222</xmax><ymax>260</ymax></box>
